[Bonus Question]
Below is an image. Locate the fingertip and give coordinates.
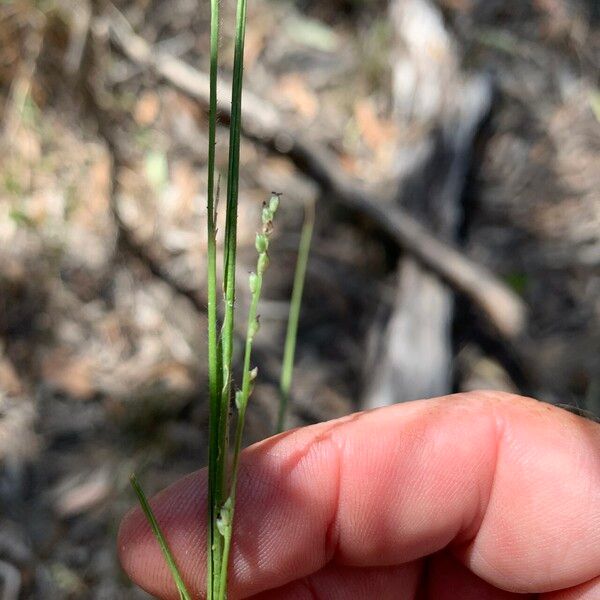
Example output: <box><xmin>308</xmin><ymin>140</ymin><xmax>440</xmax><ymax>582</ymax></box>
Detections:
<box><xmin>544</xmin><ymin>576</ymin><xmax>600</xmax><ymax>600</ymax></box>
<box><xmin>117</xmin><ymin>502</ymin><xmax>148</xmax><ymax>588</ymax></box>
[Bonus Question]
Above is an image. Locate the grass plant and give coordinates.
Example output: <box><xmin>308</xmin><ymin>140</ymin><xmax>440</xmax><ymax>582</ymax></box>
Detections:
<box><xmin>128</xmin><ymin>0</ymin><xmax>311</xmax><ymax>597</ymax></box>
<box><xmin>212</xmin><ymin>0</ymin><xmax>249</xmax><ymax>595</ymax></box>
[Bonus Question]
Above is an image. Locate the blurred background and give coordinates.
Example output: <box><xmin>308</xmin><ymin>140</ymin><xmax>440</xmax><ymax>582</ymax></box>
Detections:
<box><xmin>0</xmin><ymin>0</ymin><xmax>599</xmax><ymax>597</ymax></box>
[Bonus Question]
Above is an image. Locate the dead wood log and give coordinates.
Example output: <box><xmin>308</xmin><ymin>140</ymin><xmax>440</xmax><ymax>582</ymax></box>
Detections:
<box><xmin>99</xmin><ymin>3</ymin><xmax>526</xmax><ymax>340</ymax></box>
<box><xmin>365</xmin><ymin>0</ymin><xmax>494</xmax><ymax>406</ymax></box>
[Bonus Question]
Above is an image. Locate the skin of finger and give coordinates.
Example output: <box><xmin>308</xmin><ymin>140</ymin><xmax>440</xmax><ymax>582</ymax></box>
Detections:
<box><xmin>248</xmin><ymin>563</ymin><xmax>422</xmax><ymax>600</ymax></box>
<box><xmin>425</xmin><ymin>551</ymin><xmax>533</xmax><ymax>599</ymax></box>
<box><xmin>317</xmin><ymin>391</ymin><xmax>600</xmax><ymax>592</ymax></box>
<box><xmin>459</xmin><ymin>396</ymin><xmax>600</xmax><ymax>592</ymax></box>
<box><xmin>118</xmin><ymin>391</ymin><xmax>600</xmax><ymax>599</ymax></box>
<box><xmin>542</xmin><ymin>576</ymin><xmax>600</xmax><ymax>600</ymax></box>
<box><xmin>119</xmin><ymin>418</ymin><xmax>346</xmax><ymax>599</ymax></box>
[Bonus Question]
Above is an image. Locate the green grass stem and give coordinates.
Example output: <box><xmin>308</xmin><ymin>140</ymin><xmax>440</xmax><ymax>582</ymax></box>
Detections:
<box><xmin>277</xmin><ymin>200</ymin><xmax>314</xmax><ymax>433</ymax></box>
<box><xmin>130</xmin><ymin>475</ymin><xmax>192</xmax><ymax>600</ymax></box>
<box><xmin>214</xmin><ymin>0</ymin><xmax>249</xmax><ymax>596</ymax></box>
<box><xmin>220</xmin><ymin>0</ymin><xmax>248</xmax><ymax>382</ymax></box>
<box><xmin>206</xmin><ymin>0</ymin><xmax>221</xmax><ymax>598</ymax></box>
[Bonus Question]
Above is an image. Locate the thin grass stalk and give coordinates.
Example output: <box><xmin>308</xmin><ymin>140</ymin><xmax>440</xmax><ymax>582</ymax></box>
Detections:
<box><xmin>221</xmin><ymin>0</ymin><xmax>248</xmax><ymax>303</ymax></box>
<box><xmin>215</xmin><ymin>0</ymin><xmax>249</xmax><ymax>596</ymax></box>
<box><xmin>206</xmin><ymin>0</ymin><xmax>221</xmax><ymax>597</ymax></box>
<box><xmin>277</xmin><ymin>200</ymin><xmax>314</xmax><ymax>433</ymax></box>
<box><xmin>218</xmin><ymin>195</ymin><xmax>279</xmax><ymax>599</ymax></box>
<box><xmin>220</xmin><ymin>0</ymin><xmax>248</xmax><ymax>374</ymax></box>
<box><xmin>130</xmin><ymin>476</ymin><xmax>192</xmax><ymax>600</ymax></box>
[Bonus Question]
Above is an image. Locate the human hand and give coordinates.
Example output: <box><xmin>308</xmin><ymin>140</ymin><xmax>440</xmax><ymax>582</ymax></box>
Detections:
<box><xmin>118</xmin><ymin>391</ymin><xmax>600</xmax><ymax>599</ymax></box>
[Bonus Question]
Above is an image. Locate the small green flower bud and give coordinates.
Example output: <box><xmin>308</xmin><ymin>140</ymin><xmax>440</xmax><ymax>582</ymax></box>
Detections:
<box><xmin>255</xmin><ymin>233</ymin><xmax>268</xmax><ymax>254</ymax></box>
<box><xmin>249</xmin><ymin>317</ymin><xmax>260</xmax><ymax>338</ymax></box>
<box><xmin>249</xmin><ymin>272</ymin><xmax>258</xmax><ymax>294</ymax></box>
<box><xmin>269</xmin><ymin>194</ymin><xmax>280</xmax><ymax>214</ymax></box>
<box><xmin>235</xmin><ymin>390</ymin><xmax>243</xmax><ymax>410</ymax></box>
<box><xmin>217</xmin><ymin>498</ymin><xmax>233</xmax><ymax>536</ymax></box>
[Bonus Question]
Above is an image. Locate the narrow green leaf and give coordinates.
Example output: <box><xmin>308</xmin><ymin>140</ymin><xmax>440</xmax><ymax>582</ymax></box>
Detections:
<box><xmin>277</xmin><ymin>200</ymin><xmax>314</xmax><ymax>433</ymax></box>
<box><xmin>206</xmin><ymin>0</ymin><xmax>222</xmax><ymax>598</ymax></box>
<box><xmin>130</xmin><ymin>475</ymin><xmax>192</xmax><ymax>600</ymax></box>
<box><xmin>215</xmin><ymin>1</ymin><xmax>249</xmax><ymax>596</ymax></box>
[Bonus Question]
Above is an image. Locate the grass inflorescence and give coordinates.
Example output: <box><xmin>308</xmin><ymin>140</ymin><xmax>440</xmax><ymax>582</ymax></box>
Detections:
<box><xmin>218</xmin><ymin>193</ymin><xmax>280</xmax><ymax>594</ymax></box>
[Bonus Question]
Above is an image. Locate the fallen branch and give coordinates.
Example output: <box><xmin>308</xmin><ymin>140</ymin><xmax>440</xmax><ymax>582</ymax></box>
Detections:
<box><xmin>102</xmin><ymin>5</ymin><xmax>527</xmax><ymax>339</ymax></box>
<box><xmin>366</xmin><ymin>0</ymin><xmax>494</xmax><ymax>407</ymax></box>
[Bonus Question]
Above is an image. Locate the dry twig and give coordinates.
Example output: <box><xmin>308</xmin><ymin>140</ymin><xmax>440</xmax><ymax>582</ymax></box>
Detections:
<box><xmin>102</xmin><ymin>4</ymin><xmax>527</xmax><ymax>338</ymax></box>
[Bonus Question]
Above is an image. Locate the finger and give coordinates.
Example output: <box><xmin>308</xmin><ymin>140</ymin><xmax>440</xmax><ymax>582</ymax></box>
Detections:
<box><xmin>248</xmin><ymin>563</ymin><xmax>421</xmax><ymax>600</ymax></box>
<box><xmin>426</xmin><ymin>551</ymin><xmax>533</xmax><ymax>599</ymax></box>
<box><xmin>118</xmin><ymin>391</ymin><xmax>600</xmax><ymax>598</ymax></box>
<box><xmin>543</xmin><ymin>576</ymin><xmax>600</xmax><ymax>600</ymax></box>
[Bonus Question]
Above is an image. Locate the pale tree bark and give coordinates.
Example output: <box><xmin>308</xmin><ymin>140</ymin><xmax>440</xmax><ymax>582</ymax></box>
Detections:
<box><xmin>365</xmin><ymin>0</ymin><xmax>493</xmax><ymax>407</ymax></box>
